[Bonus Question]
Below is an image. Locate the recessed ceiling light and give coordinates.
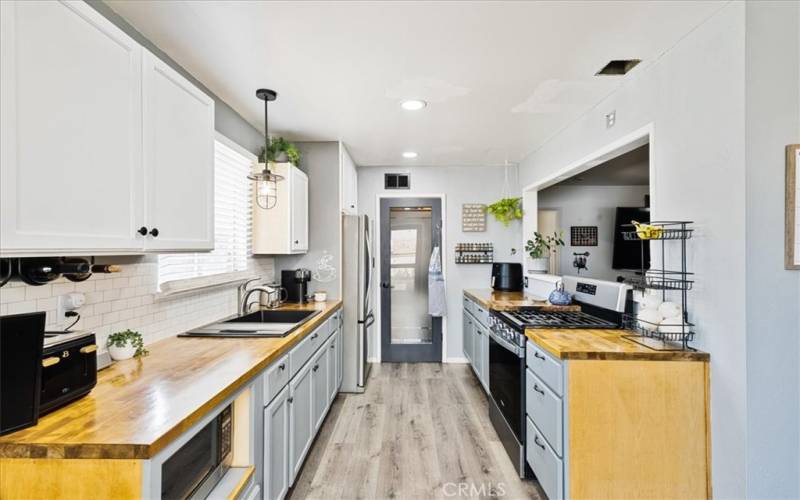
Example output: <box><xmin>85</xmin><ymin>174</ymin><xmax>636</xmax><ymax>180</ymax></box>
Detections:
<box><xmin>400</xmin><ymin>99</ymin><xmax>427</xmax><ymax>111</ymax></box>
<box><xmin>402</xmin><ymin>151</ymin><xmax>418</xmax><ymax>159</ymax></box>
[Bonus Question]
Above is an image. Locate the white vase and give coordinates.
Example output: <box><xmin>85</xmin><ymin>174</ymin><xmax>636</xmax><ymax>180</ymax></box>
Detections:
<box><xmin>529</xmin><ymin>257</ymin><xmax>550</xmax><ymax>274</ymax></box>
<box><xmin>108</xmin><ymin>342</ymin><xmax>136</xmax><ymax>361</ymax></box>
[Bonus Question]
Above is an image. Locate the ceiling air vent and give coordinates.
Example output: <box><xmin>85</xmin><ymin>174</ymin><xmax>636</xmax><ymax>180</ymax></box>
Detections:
<box><xmin>385</xmin><ymin>173</ymin><xmax>410</xmax><ymax>190</ymax></box>
<box><xmin>596</xmin><ymin>59</ymin><xmax>641</xmax><ymax>76</ymax></box>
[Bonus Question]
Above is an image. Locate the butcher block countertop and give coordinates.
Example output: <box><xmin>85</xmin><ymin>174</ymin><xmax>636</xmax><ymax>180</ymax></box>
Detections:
<box><xmin>0</xmin><ymin>300</ymin><xmax>342</xmax><ymax>460</ymax></box>
<box><xmin>525</xmin><ymin>328</ymin><xmax>709</xmax><ymax>361</ymax></box>
<box><xmin>463</xmin><ymin>288</ymin><xmax>580</xmax><ymax>312</ymax></box>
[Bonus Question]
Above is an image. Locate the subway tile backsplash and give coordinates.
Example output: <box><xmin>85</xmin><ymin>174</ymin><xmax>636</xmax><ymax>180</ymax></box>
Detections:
<box><xmin>0</xmin><ymin>255</ymin><xmax>275</xmax><ymax>354</ymax></box>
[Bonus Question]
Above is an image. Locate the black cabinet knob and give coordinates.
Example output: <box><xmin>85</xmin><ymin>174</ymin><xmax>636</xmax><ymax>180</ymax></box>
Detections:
<box><xmin>149</xmin><ymin>228</ymin><xmax>159</xmax><ymax>237</ymax></box>
<box><xmin>288</xmin><ymin>396</ymin><xmax>294</xmax><ymax>404</ymax></box>
<box><xmin>137</xmin><ymin>226</ymin><xmax>148</xmax><ymax>236</ymax></box>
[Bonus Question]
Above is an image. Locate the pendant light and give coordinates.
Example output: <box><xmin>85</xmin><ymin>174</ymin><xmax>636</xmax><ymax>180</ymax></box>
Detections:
<box><xmin>248</xmin><ymin>88</ymin><xmax>284</xmax><ymax>209</ymax></box>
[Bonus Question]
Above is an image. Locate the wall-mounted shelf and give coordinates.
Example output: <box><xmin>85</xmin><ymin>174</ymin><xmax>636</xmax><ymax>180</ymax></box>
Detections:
<box><xmin>455</xmin><ymin>243</ymin><xmax>493</xmax><ymax>264</ymax></box>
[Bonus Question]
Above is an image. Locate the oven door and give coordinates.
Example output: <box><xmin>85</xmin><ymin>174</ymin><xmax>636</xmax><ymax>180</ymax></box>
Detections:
<box><xmin>488</xmin><ymin>331</ymin><xmax>525</xmax><ymax>442</ymax></box>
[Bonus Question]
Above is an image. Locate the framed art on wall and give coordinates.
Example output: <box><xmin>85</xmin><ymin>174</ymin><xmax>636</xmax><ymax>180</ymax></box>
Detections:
<box><xmin>786</xmin><ymin>144</ymin><xmax>800</xmax><ymax>270</ymax></box>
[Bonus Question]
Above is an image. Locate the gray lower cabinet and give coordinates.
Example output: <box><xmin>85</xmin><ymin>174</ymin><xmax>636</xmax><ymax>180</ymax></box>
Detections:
<box><xmin>264</xmin><ymin>386</ymin><xmax>290</xmax><ymax>500</ymax></box>
<box><xmin>311</xmin><ymin>342</ymin><xmax>329</xmax><ymax>433</ymax></box>
<box><xmin>463</xmin><ymin>295</ymin><xmax>490</xmax><ymax>393</ymax></box>
<box><xmin>288</xmin><ymin>359</ymin><xmax>314</xmax><ymax>484</ymax></box>
<box><xmin>327</xmin><ymin>333</ymin><xmax>338</xmax><ymax>403</ymax></box>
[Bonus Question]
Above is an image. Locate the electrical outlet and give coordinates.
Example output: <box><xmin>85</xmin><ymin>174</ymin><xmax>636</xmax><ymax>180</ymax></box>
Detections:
<box><xmin>605</xmin><ymin>110</ymin><xmax>616</xmax><ymax>129</ymax></box>
<box><xmin>56</xmin><ymin>292</ymin><xmax>85</xmax><ymax>329</ymax></box>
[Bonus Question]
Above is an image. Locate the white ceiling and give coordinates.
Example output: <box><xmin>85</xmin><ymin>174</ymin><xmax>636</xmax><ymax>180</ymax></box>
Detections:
<box><xmin>106</xmin><ymin>0</ymin><xmax>725</xmax><ymax>167</ymax></box>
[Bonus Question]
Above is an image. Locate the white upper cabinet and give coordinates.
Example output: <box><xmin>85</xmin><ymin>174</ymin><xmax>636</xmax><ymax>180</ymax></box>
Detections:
<box><xmin>142</xmin><ymin>50</ymin><xmax>214</xmax><ymax>251</ymax></box>
<box><xmin>253</xmin><ymin>163</ymin><xmax>309</xmax><ymax>255</ymax></box>
<box><xmin>0</xmin><ymin>0</ymin><xmax>144</xmax><ymax>256</ymax></box>
<box><xmin>340</xmin><ymin>144</ymin><xmax>358</xmax><ymax>214</ymax></box>
<box><xmin>0</xmin><ymin>1</ymin><xmax>215</xmax><ymax>257</ymax></box>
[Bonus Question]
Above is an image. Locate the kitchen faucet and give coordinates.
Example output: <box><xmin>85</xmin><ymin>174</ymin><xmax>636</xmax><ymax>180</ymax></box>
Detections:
<box><xmin>238</xmin><ymin>278</ymin><xmax>262</xmax><ymax>315</ymax></box>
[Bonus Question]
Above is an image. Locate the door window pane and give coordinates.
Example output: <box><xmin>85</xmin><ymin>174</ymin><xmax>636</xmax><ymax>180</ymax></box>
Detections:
<box><xmin>389</xmin><ymin>208</ymin><xmax>432</xmax><ymax>344</ymax></box>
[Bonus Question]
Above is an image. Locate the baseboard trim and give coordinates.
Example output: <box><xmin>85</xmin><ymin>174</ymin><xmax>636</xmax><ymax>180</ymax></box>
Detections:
<box><xmin>444</xmin><ymin>357</ymin><xmax>469</xmax><ymax>364</ymax></box>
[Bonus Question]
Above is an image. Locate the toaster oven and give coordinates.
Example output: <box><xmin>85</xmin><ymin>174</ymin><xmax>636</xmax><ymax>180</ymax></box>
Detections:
<box><xmin>40</xmin><ymin>330</ymin><xmax>98</xmax><ymax>415</ymax></box>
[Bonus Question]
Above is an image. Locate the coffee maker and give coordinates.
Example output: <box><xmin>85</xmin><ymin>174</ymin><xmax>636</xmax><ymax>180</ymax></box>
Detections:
<box><xmin>281</xmin><ymin>268</ymin><xmax>312</xmax><ymax>303</ymax></box>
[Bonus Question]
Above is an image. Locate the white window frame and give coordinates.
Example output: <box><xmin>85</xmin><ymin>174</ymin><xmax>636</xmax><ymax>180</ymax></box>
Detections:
<box><xmin>156</xmin><ymin>133</ymin><xmax>257</xmax><ymax>295</ymax></box>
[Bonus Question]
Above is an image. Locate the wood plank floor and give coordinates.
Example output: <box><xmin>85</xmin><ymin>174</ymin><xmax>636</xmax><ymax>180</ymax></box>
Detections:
<box><xmin>288</xmin><ymin>363</ymin><xmax>544</xmax><ymax>500</ymax></box>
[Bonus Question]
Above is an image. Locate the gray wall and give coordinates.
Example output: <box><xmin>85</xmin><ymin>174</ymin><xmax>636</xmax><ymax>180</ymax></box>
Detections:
<box><xmin>89</xmin><ymin>1</ymin><xmax>264</xmax><ymax>154</ymax></box>
<box><xmin>358</xmin><ymin>166</ymin><xmax>522</xmax><ymax>361</ymax></box>
<box><xmin>273</xmin><ymin>142</ymin><xmax>342</xmax><ymax>299</ymax></box>
<box><xmin>744</xmin><ymin>2</ymin><xmax>800</xmax><ymax>497</ymax></box>
<box><xmin>538</xmin><ymin>185</ymin><xmax>649</xmax><ymax>281</ymax></box>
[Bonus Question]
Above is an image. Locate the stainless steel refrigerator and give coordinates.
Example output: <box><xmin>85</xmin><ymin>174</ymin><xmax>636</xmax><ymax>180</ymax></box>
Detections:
<box><xmin>340</xmin><ymin>214</ymin><xmax>374</xmax><ymax>392</ymax></box>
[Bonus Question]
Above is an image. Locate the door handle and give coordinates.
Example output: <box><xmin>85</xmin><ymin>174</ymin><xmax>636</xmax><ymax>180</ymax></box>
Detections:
<box><xmin>380</xmin><ymin>282</ymin><xmax>394</xmax><ymax>289</ymax></box>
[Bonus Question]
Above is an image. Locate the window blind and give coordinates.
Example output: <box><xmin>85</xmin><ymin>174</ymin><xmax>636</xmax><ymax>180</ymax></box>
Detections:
<box><xmin>157</xmin><ymin>137</ymin><xmax>253</xmax><ymax>290</ymax></box>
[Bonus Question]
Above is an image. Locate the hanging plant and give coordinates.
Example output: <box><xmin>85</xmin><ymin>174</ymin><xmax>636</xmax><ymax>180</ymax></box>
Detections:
<box><xmin>258</xmin><ymin>137</ymin><xmax>301</xmax><ymax>166</ymax></box>
<box><xmin>487</xmin><ymin>197</ymin><xmax>523</xmax><ymax>226</ymax></box>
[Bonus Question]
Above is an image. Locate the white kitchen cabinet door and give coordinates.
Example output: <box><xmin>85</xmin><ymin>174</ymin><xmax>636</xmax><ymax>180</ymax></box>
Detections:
<box><xmin>288</xmin><ymin>361</ymin><xmax>313</xmax><ymax>485</ymax></box>
<box><xmin>0</xmin><ymin>0</ymin><xmax>144</xmax><ymax>256</ymax></box>
<box><xmin>336</xmin><ymin>323</ymin><xmax>344</xmax><ymax>389</ymax></box>
<box><xmin>290</xmin><ymin>167</ymin><xmax>309</xmax><ymax>252</ymax></box>
<box><xmin>311</xmin><ymin>346</ymin><xmax>329</xmax><ymax>433</ymax></box>
<box><xmin>340</xmin><ymin>144</ymin><xmax>358</xmax><ymax>214</ymax></box>
<box><xmin>264</xmin><ymin>386</ymin><xmax>290</xmax><ymax>500</ymax></box>
<box><xmin>142</xmin><ymin>50</ymin><xmax>214</xmax><ymax>251</ymax></box>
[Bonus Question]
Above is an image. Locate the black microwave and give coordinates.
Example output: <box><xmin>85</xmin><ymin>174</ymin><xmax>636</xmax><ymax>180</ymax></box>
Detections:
<box><xmin>161</xmin><ymin>404</ymin><xmax>233</xmax><ymax>499</ymax></box>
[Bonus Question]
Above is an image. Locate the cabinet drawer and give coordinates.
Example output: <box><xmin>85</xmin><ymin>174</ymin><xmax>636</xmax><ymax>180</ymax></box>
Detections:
<box><xmin>526</xmin><ymin>368</ymin><xmax>563</xmax><ymax>456</ymax></box>
<box><xmin>463</xmin><ymin>297</ymin><xmax>473</xmax><ymax>316</ymax></box>
<box><xmin>526</xmin><ymin>417</ymin><xmax>564</xmax><ymax>500</ymax></box>
<box><xmin>526</xmin><ymin>341</ymin><xmax>563</xmax><ymax>396</ymax></box>
<box><xmin>263</xmin><ymin>354</ymin><xmax>289</xmax><ymax>407</ymax></box>
<box><xmin>472</xmin><ymin>303</ymin><xmax>490</xmax><ymax>328</ymax></box>
<box><xmin>290</xmin><ymin>326</ymin><xmax>323</xmax><ymax>378</ymax></box>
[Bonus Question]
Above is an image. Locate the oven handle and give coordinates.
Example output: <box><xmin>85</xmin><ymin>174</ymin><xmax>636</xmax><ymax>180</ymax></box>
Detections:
<box><xmin>488</xmin><ymin>328</ymin><xmax>525</xmax><ymax>358</ymax></box>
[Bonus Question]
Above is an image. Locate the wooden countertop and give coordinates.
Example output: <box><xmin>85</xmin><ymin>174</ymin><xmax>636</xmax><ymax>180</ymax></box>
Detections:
<box><xmin>525</xmin><ymin>328</ymin><xmax>709</xmax><ymax>361</ymax></box>
<box><xmin>463</xmin><ymin>289</ymin><xmax>580</xmax><ymax>312</ymax></box>
<box><xmin>0</xmin><ymin>301</ymin><xmax>342</xmax><ymax>460</ymax></box>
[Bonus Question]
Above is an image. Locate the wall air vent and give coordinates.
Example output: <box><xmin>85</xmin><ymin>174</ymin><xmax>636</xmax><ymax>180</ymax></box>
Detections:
<box><xmin>384</xmin><ymin>173</ymin><xmax>410</xmax><ymax>190</ymax></box>
<box><xmin>596</xmin><ymin>59</ymin><xmax>641</xmax><ymax>76</ymax></box>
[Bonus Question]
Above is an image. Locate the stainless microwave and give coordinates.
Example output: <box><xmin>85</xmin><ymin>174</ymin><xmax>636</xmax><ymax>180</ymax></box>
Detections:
<box><xmin>161</xmin><ymin>404</ymin><xmax>233</xmax><ymax>499</ymax></box>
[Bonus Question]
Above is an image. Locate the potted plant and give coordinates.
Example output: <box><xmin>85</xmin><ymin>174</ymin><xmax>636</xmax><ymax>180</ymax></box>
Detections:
<box><xmin>525</xmin><ymin>231</ymin><xmax>565</xmax><ymax>273</ymax></box>
<box><xmin>487</xmin><ymin>197</ymin><xmax>522</xmax><ymax>226</ymax></box>
<box><xmin>258</xmin><ymin>137</ymin><xmax>301</xmax><ymax>166</ymax></box>
<box><xmin>107</xmin><ymin>329</ymin><xmax>148</xmax><ymax>361</ymax></box>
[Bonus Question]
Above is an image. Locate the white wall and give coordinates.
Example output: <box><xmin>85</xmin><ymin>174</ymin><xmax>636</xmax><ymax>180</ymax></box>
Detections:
<box><xmin>537</xmin><ymin>184</ymin><xmax>648</xmax><ymax>281</ymax></box>
<box><xmin>518</xmin><ymin>4</ymin><xmax>748</xmax><ymax>496</ymax></box>
<box><xmin>744</xmin><ymin>2</ymin><xmax>800</xmax><ymax>498</ymax></box>
<box><xmin>0</xmin><ymin>255</ymin><xmax>274</xmax><ymax>355</ymax></box>
<box><xmin>358</xmin><ymin>166</ymin><xmax>522</xmax><ymax>361</ymax></box>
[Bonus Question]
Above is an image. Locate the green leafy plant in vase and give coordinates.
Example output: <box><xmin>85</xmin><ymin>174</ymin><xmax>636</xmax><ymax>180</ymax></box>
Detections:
<box><xmin>258</xmin><ymin>137</ymin><xmax>301</xmax><ymax>166</ymax></box>
<box><xmin>525</xmin><ymin>231</ymin><xmax>565</xmax><ymax>274</ymax></box>
<box><xmin>487</xmin><ymin>197</ymin><xmax>522</xmax><ymax>226</ymax></box>
<box><xmin>107</xmin><ymin>329</ymin><xmax>148</xmax><ymax>361</ymax></box>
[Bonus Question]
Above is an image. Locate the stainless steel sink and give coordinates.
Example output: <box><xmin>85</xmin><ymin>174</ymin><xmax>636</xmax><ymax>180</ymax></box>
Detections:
<box><xmin>179</xmin><ymin>309</ymin><xmax>320</xmax><ymax>338</ymax></box>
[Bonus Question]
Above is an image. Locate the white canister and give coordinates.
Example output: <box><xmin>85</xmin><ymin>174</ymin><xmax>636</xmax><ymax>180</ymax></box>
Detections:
<box><xmin>314</xmin><ymin>290</ymin><xmax>327</xmax><ymax>302</ymax></box>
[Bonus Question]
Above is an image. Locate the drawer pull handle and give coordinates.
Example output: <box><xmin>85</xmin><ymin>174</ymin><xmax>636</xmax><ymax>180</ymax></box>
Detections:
<box><xmin>312</xmin><ymin>333</ymin><xmax>318</xmax><ymax>339</ymax></box>
<box><xmin>330</xmin><ymin>344</ymin><xmax>335</xmax><ymax>349</ymax></box>
<box><xmin>288</xmin><ymin>397</ymin><xmax>294</xmax><ymax>404</ymax></box>
<box><xmin>534</xmin><ymin>436</ymin><xmax>546</xmax><ymax>450</ymax></box>
<box><xmin>533</xmin><ymin>384</ymin><xmax>545</xmax><ymax>396</ymax></box>
<box><xmin>313</xmin><ymin>364</ymin><xmax>319</xmax><ymax>372</ymax></box>
<box><xmin>42</xmin><ymin>356</ymin><xmax>60</xmax><ymax>367</ymax></box>
<box><xmin>79</xmin><ymin>345</ymin><xmax>97</xmax><ymax>354</ymax></box>
<box><xmin>534</xmin><ymin>352</ymin><xmax>546</xmax><ymax>361</ymax></box>
<box><xmin>279</xmin><ymin>363</ymin><xmax>286</xmax><ymax>370</ymax></box>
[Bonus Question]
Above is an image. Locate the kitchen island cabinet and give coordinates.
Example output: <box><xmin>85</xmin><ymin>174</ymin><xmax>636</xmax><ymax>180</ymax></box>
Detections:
<box><xmin>525</xmin><ymin>328</ymin><xmax>710</xmax><ymax>499</ymax></box>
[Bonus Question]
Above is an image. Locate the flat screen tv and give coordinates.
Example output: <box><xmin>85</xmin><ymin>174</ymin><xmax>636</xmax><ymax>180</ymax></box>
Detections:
<box><xmin>612</xmin><ymin>207</ymin><xmax>650</xmax><ymax>271</ymax></box>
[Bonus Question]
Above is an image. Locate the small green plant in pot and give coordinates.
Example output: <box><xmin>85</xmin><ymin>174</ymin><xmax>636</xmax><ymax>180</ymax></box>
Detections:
<box><xmin>525</xmin><ymin>231</ymin><xmax>565</xmax><ymax>274</ymax></box>
<box><xmin>107</xmin><ymin>329</ymin><xmax>148</xmax><ymax>361</ymax></box>
<box><xmin>258</xmin><ymin>137</ymin><xmax>301</xmax><ymax>166</ymax></box>
<box><xmin>487</xmin><ymin>197</ymin><xmax>523</xmax><ymax>226</ymax></box>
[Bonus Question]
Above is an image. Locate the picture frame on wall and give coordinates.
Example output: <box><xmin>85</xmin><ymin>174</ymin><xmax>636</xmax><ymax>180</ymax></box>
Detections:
<box><xmin>786</xmin><ymin>144</ymin><xmax>800</xmax><ymax>270</ymax></box>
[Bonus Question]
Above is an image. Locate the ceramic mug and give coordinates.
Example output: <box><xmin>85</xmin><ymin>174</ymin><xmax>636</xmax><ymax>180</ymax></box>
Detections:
<box><xmin>314</xmin><ymin>291</ymin><xmax>327</xmax><ymax>302</ymax></box>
